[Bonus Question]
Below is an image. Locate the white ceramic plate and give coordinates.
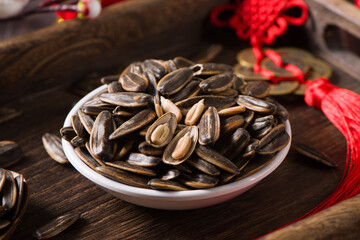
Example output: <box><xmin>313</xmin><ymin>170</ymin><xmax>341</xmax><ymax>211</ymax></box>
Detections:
<box><xmin>62</xmin><ymin>85</ymin><xmax>291</xmax><ymax>210</ymax></box>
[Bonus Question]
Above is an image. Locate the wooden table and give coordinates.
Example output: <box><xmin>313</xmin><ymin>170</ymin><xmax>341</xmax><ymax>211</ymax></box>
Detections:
<box><xmin>0</xmin><ymin>0</ymin><xmax>359</xmax><ymax>239</ymax></box>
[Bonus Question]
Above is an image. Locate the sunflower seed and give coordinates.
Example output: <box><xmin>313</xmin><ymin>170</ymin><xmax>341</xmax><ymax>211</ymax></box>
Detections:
<box><xmin>233</xmin><ymin>154</ymin><xmax>275</xmax><ymax>181</ymax></box>
<box><xmin>33</xmin><ymin>212</ymin><xmax>81</xmax><ymax>239</ymax></box>
<box><xmin>100</xmin><ymin>75</ymin><xmax>120</xmax><ymax>84</ymax></box>
<box><xmin>148</xmin><ymin>179</ymin><xmax>189</xmax><ymax>191</ymax></box>
<box><xmin>143</xmin><ymin>59</ymin><xmax>167</xmax><ymax>80</ymax></box>
<box><xmin>154</xmin><ymin>95</ymin><xmax>163</xmax><ymax>118</ymax></box>
<box><xmin>218</xmin><ymin>106</ymin><xmax>246</xmax><ymax>117</ymax></box>
<box><xmin>89</xmin><ymin>111</ymin><xmax>116</xmax><ymax>161</ymax></box>
<box><xmin>187</xmin><ymin>157</ymin><xmax>220</xmax><ymax>176</ymax></box>
<box><xmin>114</xmin><ymin>140</ymin><xmax>134</xmax><ymax>160</ymax></box>
<box><xmin>110</xmin><ymin>109</ymin><xmax>156</xmax><ymax>140</ymax></box>
<box><xmin>112</xmin><ymin>106</ymin><xmax>145</xmax><ymax>117</ymax></box>
<box><xmin>74</xmin><ymin>147</ymin><xmax>103</xmax><ymax>169</ymax></box>
<box><xmin>105</xmin><ymin>161</ymin><xmax>156</xmax><ymax>177</ymax></box>
<box><xmin>157</xmin><ymin>68</ymin><xmax>193</xmax><ymax>96</ymax></box>
<box><xmin>146</xmin><ymin>112</ymin><xmax>177</xmax><ymax>148</ymax></box>
<box><xmin>195</xmin><ymin>145</ymin><xmax>240</xmax><ymax>174</ymax></box>
<box><xmin>81</xmin><ymin>105</ymin><xmax>115</xmax><ymax>116</ymax></box>
<box><xmin>129</xmin><ymin>61</ymin><xmax>145</xmax><ymax>75</ymax></box>
<box><xmin>0</xmin><ymin>141</ymin><xmax>23</xmax><ymax>168</ymax></box>
<box><xmin>71</xmin><ymin>114</ymin><xmax>86</xmax><ymax>138</ymax></box>
<box><xmin>199</xmin><ymin>72</ymin><xmax>236</xmax><ymax>93</ymax></box>
<box><xmin>217</xmin><ymin>128</ymin><xmax>250</xmax><ymax>160</ymax></box>
<box><xmin>213</xmin><ymin>88</ymin><xmax>239</xmax><ymax>98</ymax></box>
<box><xmin>42</xmin><ymin>133</ymin><xmax>68</xmax><ymax>164</ymax></box>
<box><xmin>160</xmin><ymin>97</ymin><xmax>182</xmax><ymax>123</ymax></box>
<box><xmin>220</xmin><ymin>157</ymin><xmax>250</xmax><ymax>183</ymax></box>
<box><xmin>198</xmin><ymin>107</ymin><xmax>220</xmax><ymax>145</ymax></box>
<box><xmin>127</xmin><ymin>153</ymin><xmax>161</xmax><ymax>167</ymax></box>
<box><xmin>180</xmin><ymin>173</ymin><xmax>218</xmax><ymax>189</ymax></box>
<box><xmin>96</xmin><ymin>166</ymin><xmax>149</xmax><ymax>188</ymax></box>
<box><xmin>293</xmin><ymin>143</ymin><xmax>336</xmax><ymax>167</ymax></box>
<box><xmin>107</xmin><ymin>81</ymin><xmax>123</xmax><ymax>93</ymax></box>
<box><xmin>77</xmin><ymin>109</ymin><xmax>94</xmax><ymax>135</ymax></box>
<box><xmin>161</xmin><ymin>169</ymin><xmax>180</xmax><ymax>180</ymax></box>
<box><xmin>170</xmin><ymin>80</ymin><xmax>201</xmax><ymax>102</ymax></box>
<box><xmin>242</xmin><ymin>139</ymin><xmax>260</xmax><ymax>158</ymax></box>
<box><xmin>138</xmin><ymin>141</ymin><xmax>164</xmax><ymax>156</ymax></box>
<box><xmin>60</xmin><ymin>127</ymin><xmax>77</xmax><ymax>142</ymax></box>
<box><xmin>83</xmin><ymin>98</ymin><xmax>112</xmax><ymax>108</ymax></box>
<box><xmin>100</xmin><ymin>92</ymin><xmax>152</xmax><ymax>107</ymax></box>
<box><xmin>143</xmin><ymin>72</ymin><xmax>156</xmax><ymax>96</ymax></box>
<box><xmin>12</xmin><ymin>174</ymin><xmax>25</xmax><ymax>219</ymax></box>
<box><xmin>70</xmin><ymin>136</ymin><xmax>87</xmax><ymax>147</ymax></box>
<box><xmin>191</xmin><ymin>63</ymin><xmax>232</xmax><ymax>76</ymax></box>
<box><xmin>220</xmin><ymin>115</ymin><xmax>244</xmax><ymax>136</ymax></box>
<box><xmin>163</xmin><ymin>126</ymin><xmax>198</xmax><ymax>165</ymax></box>
<box><xmin>2</xmin><ymin>170</ymin><xmax>17</xmax><ymax>211</ymax></box>
<box><xmin>163</xmin><ymin>60</ymin><xmax>178</xmax><ymax>73</ymax></box>
<box><xmin>173</xmin><ymin>57</ymin><xmax>195</xmax><ymax>68</ymax></box>
<box><xmin>257</xmin><ymin>124</ymin><xmax>290</xmax><ymax>154</ymax></box>
<box><xmin>184</xmin><ymin>99</ymin><xmax>205</xmax><ymax>126</ymax></box>
<box><xmin>0</xmin><ymin>169</ymin><xmax>6</xmax><ymax>193</ymax></box>
<box><xmin>240</xmin><ymin>81</ymin><xmax>271</xmax><ymax>98</ymax></box>
<box><xmin>236</xmin><ymin>95</ymin><xmax>277</xmax><ymax>114</ymax></box>
<box><xmin>176</xmin><ymin>95</ymin><xmax>236</xmax><ymax>114</ymax></box>
<box><xmin>120</xmin><ymin>72</ymin><xmax>148</xmax><ymax>92</ymax></box>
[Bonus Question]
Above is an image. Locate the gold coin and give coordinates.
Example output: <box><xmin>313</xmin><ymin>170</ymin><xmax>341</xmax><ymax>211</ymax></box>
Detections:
<box><xmin>236</xmin><ymin>48</ymin><xmax>257</xmax><ymax>68</ymax></box>
<box><xmin>276</xmin><ymin>47</ymin><xmax>314</xmax><ymax>60</ymax></box>
<box><xmin>261</xmin><ymin>55</ymin><xmax>309</xmax><ymax>78</ymax></box>
<box><xmin>294</xmin><ymin>58</ymin><xmax>332</xmax><ymax>95</ymax></box>
<box><xmin>233</xmin><ymin>64</ymin><xmax>268</xmax><ymax>81</ymax></box>
<box><xmin>305</xmin><ymin>57</ymin><xmax>332</xmax><ymax>80</ymax></box>
<box><xmin>269</xmin><ymin>81</ymin><xmax>300</xmax><ymax>96</ymax></box>
<box><xmin>294</xmin><ymin>84</ymin><xmax>307</xmax><ymax>95</ymax></box>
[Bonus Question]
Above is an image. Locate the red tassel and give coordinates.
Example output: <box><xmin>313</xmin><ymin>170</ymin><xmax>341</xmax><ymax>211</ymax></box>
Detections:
<box><xmin>302</xmin><ymin>78</ymin><xmax>360</xmax><ymax>217</ymax></box>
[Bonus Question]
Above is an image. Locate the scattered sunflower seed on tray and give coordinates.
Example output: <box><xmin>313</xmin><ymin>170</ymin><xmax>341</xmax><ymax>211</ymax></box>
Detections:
<box><xmin>60</xmin><ymin>57</ymin><xmax>290</xmax><ymax>191</ymax></box>
<box><xmin>0</xmin><ymin>169</ymin><xmax>29</xmax><ymax>239</ymax></box>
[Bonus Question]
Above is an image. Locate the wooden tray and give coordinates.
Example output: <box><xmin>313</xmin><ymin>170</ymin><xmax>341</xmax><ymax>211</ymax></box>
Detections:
<box><xmin>304</xmin><ymin>0</ymin><xmax>360</xmax><ymax>81</ymax></box>
<box><xmin>0</xmin><ymin>0</ymin><xmax>359</xmax><ymax>239</ymax></box>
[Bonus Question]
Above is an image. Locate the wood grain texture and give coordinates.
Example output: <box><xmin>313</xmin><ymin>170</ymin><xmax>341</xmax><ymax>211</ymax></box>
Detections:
<box><xmin>0</xmin><ymin>0</ymin><xmax>227</xmax><ymax>105</ymax></box>
<box><xmin>0</xmin><ymin>42</ymin><xmax>355</xmax><ymax>239</ymax></box>
<box><xmin>261</xmin><ymin>194</ymin><xmax>360</xmax><ymax>240</ymax></box>
<box><xmin>0</xmin><ymin>0</ymin><xmax>359</xmax><ymax>239</ymax></box>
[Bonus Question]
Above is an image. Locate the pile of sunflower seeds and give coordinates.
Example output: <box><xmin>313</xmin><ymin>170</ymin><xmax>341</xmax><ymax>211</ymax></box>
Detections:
<box><xmin>0</xmin><ymin>169</ymin><xmax>29</xmax><ymax>238</ymax></box>
<box><xmin>61</xmin><ymin>57</ymin><xmax>290</xmax><ymax>191</ymax></box>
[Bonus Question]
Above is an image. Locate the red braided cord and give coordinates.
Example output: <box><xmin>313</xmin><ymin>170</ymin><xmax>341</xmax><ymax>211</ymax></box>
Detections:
<box><xmin>211</xmin><ymin>0</ymin><xmax>308</xmax><ymax>47</ymax></box>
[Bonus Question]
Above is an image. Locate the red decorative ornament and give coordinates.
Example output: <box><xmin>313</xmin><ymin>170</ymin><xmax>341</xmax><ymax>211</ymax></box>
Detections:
<box><xmin>211</xmin><ymin>0</ymin><xmax>360</xmax><ymax>235</ymax></box>
<box><xmin>355</xmin><ymin>0</ymin><xmax>360</xmax><ymax>8</ymax></box>
<box><xmin>56</xmin><ymin>0</ymin><xmax>127</xmax><ymax>21</ymax></box>
<box><xmin>211</xmin><ymin>0</ymin><xmax>308</xmax><ymax>47</ymax></box>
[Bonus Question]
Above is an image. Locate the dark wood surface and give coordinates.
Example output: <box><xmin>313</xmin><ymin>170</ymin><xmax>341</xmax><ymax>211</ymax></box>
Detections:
<box><xmin>2</xmin><ymin>44</ymin><xmax>357</xmax><ymax>240</ymax></box>
<box><xmin>0</xmin><ymin>0</ymin><xmax>359</xmax><ymax>239</ymax></box>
